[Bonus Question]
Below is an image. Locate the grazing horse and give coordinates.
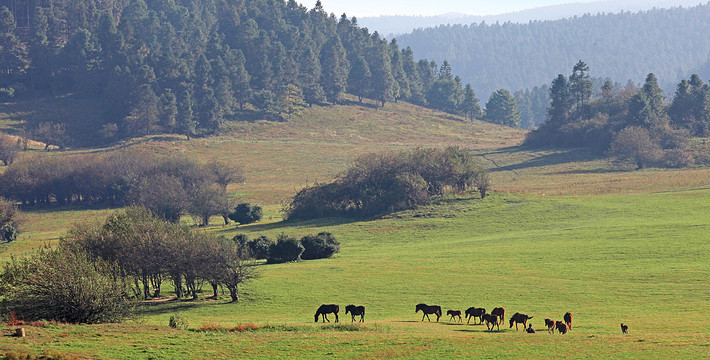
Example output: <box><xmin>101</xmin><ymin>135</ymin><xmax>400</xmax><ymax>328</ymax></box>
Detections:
<box><xmin>465</xmin><ymin>307</ymin><xmax>486</xmax><ymax>324</ymax></box>
<box><xmin>555</xmin><ymin>320</ymin><xmax>568</xmax><ymax>334</ymax></box>
<box><xmin>564</xmin><ymin>312</ymin><xmax>573</xmax><ymax>330</ymax></box>
<box><xmin>416</xmin><ymin>303</ymin><xmax>442</xmax><ymax>322</ymax></box>
<box><xmin>314</xmin><ymin>304</ymin><xmax>339</xmax><ymax>323</ymax></box>
<box><xmin>544</xmin><ymin>318</ymin><xmax>556</xmax><ymax>334</ymax></box>
<box><xmin>447</xmin><ymin>310</ymin><xmax>462</xmax><ymax>322</ymax></box>
<box><xmin>491</xmin><ymin>307</ymin><xmax>505</xmax><ymax>324</ymax></box>
<box><xmin>509</xmin><ymin>312</ymin><xmax>533</xmax><ymax>330</ymax></box>
<box><xmin>345</xmin><ymin>305</ymin><xmax>365</xmax><ymax>322</ymax></box>
<box><xmin>482</xmin><ymin>313</ymin><xmax>500</xmax><ymax>331</ymax></box>
<box><xmin>621</xmin><ymin>323</ymin><xmax>628</xmax><ymax>335</ymax></box>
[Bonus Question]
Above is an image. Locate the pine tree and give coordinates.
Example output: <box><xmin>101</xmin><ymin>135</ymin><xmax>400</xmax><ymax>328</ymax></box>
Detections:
<box><xmin>177</xmin><ymin>89</ymin><xmax>197</xmax><ymax>140</ymax></box>
<box><xmin>547</xmin><ymin>74</ymin><xmax>571</xmax><ymax>127</ymax></box>
<box><xmin>367</xmin><ymin>42</ymin><xmax>395</xmax><ymax>107</ymax></box>
<box><xmin>0</xmin><ymin>7</ymin><xmax>29</xmax><ymax>84</ymax></box>
<box><xmin>298</xmin><ymin>46</ymin><xmax>325</xmax><ymax>106</ymax></box>
<box><xmin>461</xmin><ymin>84</ymin><xmax>482</xmax><ymax>120</ymax></box>
<box><xmin>485</xmin><ymin>89</ymin><xmax>521</xmax><ymax>127</ymax></box>
<box><xmin>159</xmin><ymin>88</ymin><xmax>178</xmax><ymax>131</ymax></box>
<box><xmin>569</xmin><ymin>60</ymin><xmax>593</xmax><ymax>119</ymax></box>
<box><xmin>348</xmin><ymin>55</ymin><xmax>371</xmax><ymax>102</ymax></box>
<box><xmin>320</xmin><ymin>35</ymin><xmax>349</xmax><ymax>103</ymax></box>
<box><xmin>389</xmin><ymin>39</ymin><xmax>410</xmax><ymax>102</ymax></box>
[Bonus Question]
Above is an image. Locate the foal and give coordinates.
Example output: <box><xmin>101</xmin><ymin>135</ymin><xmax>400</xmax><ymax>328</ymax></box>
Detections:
<box><xmin>447</xmin><ymin>310</ymin><xmax>463</xmax><ymax>322</ymax></box>
<box><xmin>345</xmin><ymin>305</ymin><xmax>365</xmax><ymax>322</ymax></box>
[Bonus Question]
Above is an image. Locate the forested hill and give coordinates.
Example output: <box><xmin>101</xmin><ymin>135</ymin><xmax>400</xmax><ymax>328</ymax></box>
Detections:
<box><xmin>395</xmin><ymin>3</ymin><xmax>710</xmax><ymax>97</ymax></box>
<box><xmin>0</xmin><ymin>0</ymin><xmax>484</xmax><ymax>147</ymax></box>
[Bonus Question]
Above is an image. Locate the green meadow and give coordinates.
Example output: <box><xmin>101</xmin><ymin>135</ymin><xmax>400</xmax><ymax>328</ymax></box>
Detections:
<box><xmin>1</xmin><ymin>97</ymin><xmax>709</xmax><ymax>359</ymax></box>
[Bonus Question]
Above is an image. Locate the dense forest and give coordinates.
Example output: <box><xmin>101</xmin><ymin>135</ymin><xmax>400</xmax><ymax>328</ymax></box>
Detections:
<box><xmin>396</xmin><ymin>4</ymin><xmax>710</xmax><ymax>97</ymax></box>
<box><xmin>0</xmin><ymin>0</ymin><xmax>484</xmax><ymax>146</ymax></box>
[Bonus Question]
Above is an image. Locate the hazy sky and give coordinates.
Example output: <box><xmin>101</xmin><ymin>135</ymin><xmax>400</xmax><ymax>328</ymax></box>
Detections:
<box><xmin>318</xmin><ymin>0</ymin><xmax>601</xmax><ymax>17</ymax></box>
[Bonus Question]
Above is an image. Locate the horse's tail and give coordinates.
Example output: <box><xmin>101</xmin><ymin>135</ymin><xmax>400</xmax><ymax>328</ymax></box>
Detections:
<box><xmin>529</xmin><ymin>316</ymin><xmax>533</xmax><ymax>319</ymax></box>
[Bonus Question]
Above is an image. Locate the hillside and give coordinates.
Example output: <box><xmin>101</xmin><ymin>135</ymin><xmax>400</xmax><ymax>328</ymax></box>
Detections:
<box><xmin>395</xmin><ymin>4</ymin><xmax>710</xmax><ymax>96</ymax></box>
<box><xmin>2</xmin><ymin>92</ymin><xmax>710</xmax><ymax>358</ymax></box>
<box><xmin>359</xmin><ymin>0</ymin><xmax>703</xmax><ymax>36</ymax></box>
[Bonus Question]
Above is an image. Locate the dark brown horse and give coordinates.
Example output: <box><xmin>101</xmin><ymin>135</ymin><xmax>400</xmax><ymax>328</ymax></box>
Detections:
<box><xmin>415</xmin><ymin>303</ymin><xmax>442</xmax><ymax>322</ymax></box>
<box><xmin>509</xmin><ymin>312</ymin><xmax>533</xmax><ymax>330</ymax></box>
<box><xmin>447</xmin><ymin>310</ymin><xmax>462</xmax><ymax>322</ymax></box>
<box><xmin>491</xmin><ymin>307</ymin><xmax>505</xmax><ymax>324</ymax></box>
<box><xmin>345</xmin><ymin>305</ymin><xmax>365</xmax><ymax>322</ymax></box>
<box><xmin>621</xmin><ymin>323</ymin><xmax>628</xmax><ymax>335</ymax></box>
<box><xmin>465</xmin><ymin>307</ymin><xmax>486</xmax><ymax>324</ymax></box>
<box><xmin>314</xmin><ymin>304</ymin><xmax>339</xmax><ymax>323</ymax></box>
<box><xmin>555</xmin><ymin>320</ymin><xmax>568</xmax><ymax>334</ymax></box>
<box><xmin>564</xmin><ymin>312</ymin><xmax>572</xmax><ymax>330</ymax></box>
<box><xmin>544</xmin><ymin>318</ymin><xmax>555</xmax><ymax>333</ymax></box>
<box><xmin>482</xmin><ymin>313</ymin><xmax>500</xmax><ymax>331</ymax></box>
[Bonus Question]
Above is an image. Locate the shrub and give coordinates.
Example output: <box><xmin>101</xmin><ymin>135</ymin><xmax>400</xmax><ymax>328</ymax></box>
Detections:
<box><xmin>228</xmin><ymin>203</ymin><xmax>263</xmax><ymax>225</ymax></box>
<box><xmin>267</xmin><ymin>234</ymin><xmax>304</xmax><ymax>264</ymax></box>
<box><xmin>0</xmin><ymin>197</ymin><xmax>20</xmax><ymax>243</ymax></box>
<box><xmin>248</xmin><ymin>235</ymin><xmax>272</xmax><ymax>260</ymax></box>
<box><xmin>609</xmin><ymin>126</ymin><xmax>661</xmax><ymax>169</ymax></box>
<box><xmin>663</xmin><ymin>149</ymin><xmax>695</xmax><ymax>168</ymax></box>
<box><xmin>169</xmin><ymin>315</ymin><xmax>189</xmax><ymax>330</ymax></box>
<box><xmin>0</xmin><ymin>133</ymin><xmax>20</xmax><ymax>166</ymax></box>
<box><xmin>0</xmin><ymin>246</ymin><xmax>137</xmax><ymax>324</ymax></box>
<box><xmin>301</xmin><ymin>232</ymin><xmax>340</xmax><ymax>260</ymax></box>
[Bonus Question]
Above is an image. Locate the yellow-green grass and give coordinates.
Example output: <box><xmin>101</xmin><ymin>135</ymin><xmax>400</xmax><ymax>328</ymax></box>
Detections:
<box><xmin>2</xmin><ymin>190</ymin><xmax>709</xmax><ymax>359</ymax></box>
<box><xmin>1</xmin><ymin>96</ymin><xmax>710</xmax><ymax>358</ymax></box>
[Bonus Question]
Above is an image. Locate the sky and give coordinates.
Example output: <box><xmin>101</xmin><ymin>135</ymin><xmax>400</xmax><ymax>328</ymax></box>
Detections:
<box><xmin>318</xmin><ymin>0</ymin><xmax>601</xmax><ymax>17</ymax></box>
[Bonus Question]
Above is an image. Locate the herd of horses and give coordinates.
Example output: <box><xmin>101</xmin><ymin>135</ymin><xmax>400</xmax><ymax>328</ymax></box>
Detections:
<box><xmin>315</xmin><ymin>303</ymin><xmax>629</xmax><ymax>334</ymax></box>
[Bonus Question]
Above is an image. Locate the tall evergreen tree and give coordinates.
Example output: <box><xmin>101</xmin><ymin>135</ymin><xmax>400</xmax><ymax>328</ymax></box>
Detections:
<box><xmin>547</xmin><ymin>74</ymin><xmax>571</xmax><ymax>127</ymax></box>
<box><xmin>177</xmin><ymin>88</ymin><xmax>197</xmax><ymax>140</ymax></box>
<box><xmin>367</xmin><ymin>41</ymin><xmax>395</xmax><ymax>107</ymax></box>
<box><xmin>319</xmin><ymin>35</ymin><xmax>349</xmax><ymax>103</ymax></box>
<box><xmin>461</xmin><ymin>84</ymin><xmax>482</xmax><ymax>120</ymax></box>
<box><xmin>298</xmin><ymin>46</ymin><xmax>325</xmax><ymax>106</ymax></box>
<box><xmin>348</xmin><ymin>55</ymin><xmax>371</xmax><ymax>102</ymax></box>
<box><xmin>569</xmin><ymin>60</ymin><xmax>593</xmax><ymax>119</ymax></box>
<box><xmin>485</xmin><ymin>89</ymin><xmax>521</xmax><ymax>127</ymax></box>
<box><xmin>0</xmin><ymin>7</ymin><xmax>29</xmax><ymax>85</ymax></box>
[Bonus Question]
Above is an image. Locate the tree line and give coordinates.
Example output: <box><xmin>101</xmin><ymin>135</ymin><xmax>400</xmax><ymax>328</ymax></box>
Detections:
<box><xmin>0</xmin><ymin>0</ymin><xmax>488</xmax><ymax>146</ymax></box>
<box><xmin>526</xmin><ymin>61</ymin><xmax>709</xmax><ymax>168</ymax></box>
<box><xmin>285</xmin><ymin>147</ymin><xmax>490</xmax><ymax>220</ymax></box>
<box><xmin>0</xmin><ymin>149</ymin><xmax>245</xmax><ymax>224</ymax></box>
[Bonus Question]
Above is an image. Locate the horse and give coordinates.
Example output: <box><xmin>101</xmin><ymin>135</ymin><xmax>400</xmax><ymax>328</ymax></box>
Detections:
<box><xmin>415</xmin><ymin>303</ymin><xmax>442</xmax><ymax>322</ymax></box>
<box><xmin>555</xmin><ymin>320</ymin><xmax>568</xmax><ymax>334</ymax></box>
<box><xmin>564</xmin><ymin>312</ymin><xmax>572</xmax><ymax>330</ymax></box>
<box><xmin>482</xmin><ymin>313</ymin><xmax>500</xmax><ymax>331</ymax></box>
<box><xmin>465</xmin><ymin>307</ymin><xmax>486</xmax><ymax>324</ymax></box>
<box><xmin>544</xmin><ymin>318</ymin><xmax>555</xmax><ymax>333</ymax></box>
<box><xmin>621</xmin><ymin>323</ymin><xmax>628</xmax><ymax>335</ymax></box>
<box><xmin>509</xmin><ymin>312</ymin><xmax>533</xmax><ymax>330</ymax></box>
<box><xmin>345</xmin><ymin>305</ymin><xmax>365</xmax><ymax>322</ymax></box>
<box><xmin>447</xmin><ymin>310</ymin><xmax>462</xmax><ymax>322</ymax></box>
<box><xmin>314</xmin><ymin>304</ymin><xmax>339</xmax><ymax>323</ymax></box>
<box><xmin>491</xmin><ymin>307</ymin><xmax>505</xmax><ymax>324</ymax></box>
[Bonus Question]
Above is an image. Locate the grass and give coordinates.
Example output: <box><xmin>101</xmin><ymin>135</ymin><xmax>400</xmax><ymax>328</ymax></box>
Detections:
<box><xmin>1</xmin><ymin>95</ymin><xmax>709</xmax><ymax>358</ymax></box>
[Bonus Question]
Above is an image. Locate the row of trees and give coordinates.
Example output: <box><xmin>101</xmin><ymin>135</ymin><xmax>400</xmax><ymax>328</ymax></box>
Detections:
<box><xmin>0</xmin><ymin>0</ymin><xmax>490</xmax><ymax>146</ymax></box>
<box><xmin>526</xmin><ymin>61</ymin><xmax>709</xmax><ymax>168</ymax></box>
<box><xmin>285</xmin><ymin>147</ymin><xmax>490</xmax><ymax>220</ymax></box>
<box><xmin>0</xmin><ymin>149</ymin><xmax>244</xmax><ymax>223</ymax></box>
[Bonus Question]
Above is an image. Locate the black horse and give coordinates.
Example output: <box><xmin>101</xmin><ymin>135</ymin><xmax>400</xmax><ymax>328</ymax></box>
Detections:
<box><xmin>345</xmin><ymin>305</ymin><xmax>365</xmax><ymax>322</ymax></box>
<box><xmin>415</xmin><ymin>303</ymin><xmax>442</xmax><ymax>322</ymax></box>
<box><xmin>465</xmin><ymin>307</ymin><xmax>486</xmax><ymax>324</ymax></box>
<box><xmin>509</xmin><ymin>312</ymin><xmax>533</xmax><ymax>330</ymax></box>
<box><xmin>314</xmin><ymin>304</ymin><xmax>339</xmax><ymax>323</ymax></box>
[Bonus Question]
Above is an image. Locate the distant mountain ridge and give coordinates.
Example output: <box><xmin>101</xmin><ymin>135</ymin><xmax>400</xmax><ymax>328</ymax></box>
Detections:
<box><xmin>392</xmin><ymin>3</ymin><xmax>710</xmax><ymax>98</ymax></box>
<box><xmin>359</xmin><ymin>0</ymin><xmax>705</xmax><ymax>37</ymax></box>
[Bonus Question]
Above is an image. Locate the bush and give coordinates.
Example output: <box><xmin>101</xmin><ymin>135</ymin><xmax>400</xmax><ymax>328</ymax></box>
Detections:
<box><xmin>301</xmin><ymin>232</ymin><xmax>340</xmax><ymax>260</ymax></box>
<box><xmin>0</xmin><ymin>197</ymin><xmax>20</xmax><ymax>242</ymax></box>
<box><xmin>267</xmin><ymin>234</ymin><xmax>304</xmax><ymax>264</ymax></box>
<box><xmin>169</xmin><ymin>315</ymin><xmax>189</xmax><ymax>330</ymax></box>
<box><xmin>663</xmin><ymin>149</ymin><xmax>695</xmax><ymax>168</ymax></box>
<box><xmin>228</xmin><ymin>203</ymin><xmax>263</xmax><ymax>225</ymax></box>
<box><xmin>609</xmin><ymin>126</ymin><xmax>661</xmax><ymax>169</ymax></box>
<box><xmin>0</xmin><ymin>246</ymin><xmax>137</xmax><ymax>324</ymax></box>
<box><xmin>248</xmin><ymin>235</ymin><xmax>272</xmax><ymax>260</ymax></box>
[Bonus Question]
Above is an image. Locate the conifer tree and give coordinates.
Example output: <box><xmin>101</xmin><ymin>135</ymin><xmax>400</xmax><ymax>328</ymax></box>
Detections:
<box><xmin>348</xmin><ymin>55</ymin><xmax>371</xmax><ymax>102</ymax></box>
<box><xmin>320</xmin><ymin>35</ymin><xmax>349</xmax><ymax>103</ymax></box>
<box><xmin>367</xmin><ymin>41</ymin><xmax>395</xmax><ymax>107</ymax></box>
<box><xmin>569</xmin><ymin>60</ymin><xmax>593</xmax><ymax>119</ymax></box>
<box><xmin>461</xmin><ymin>84</ymin><xmax>482</xmax><ymax>120</ymax></box>
<box><xmin>177</xmin><ymin>89</ymin><xmax>197</xmax><ymax>140</ymax></box>
<box><xmin>485</xmin><ymin>89</ymin><xmax>521</xmax><ymax>127</ymax></box>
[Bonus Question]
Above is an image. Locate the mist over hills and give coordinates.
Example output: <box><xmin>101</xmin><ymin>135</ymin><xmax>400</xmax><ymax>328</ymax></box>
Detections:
<box><xmin>358</xmin><ymin>0</ymin><xmax>705</xmax><ymax>37</ymax></box>
<box><xmin>392</xmin><ymin>3</ymin><xmax>710</xmax><ymax>98</ymax></box>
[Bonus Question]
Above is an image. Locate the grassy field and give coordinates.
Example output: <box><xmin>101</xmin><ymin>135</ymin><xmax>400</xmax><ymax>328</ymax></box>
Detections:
<box><xmin>1</xmin><ymin>96</ymin><xmax>709</xmax><ymax>359</ymax></box>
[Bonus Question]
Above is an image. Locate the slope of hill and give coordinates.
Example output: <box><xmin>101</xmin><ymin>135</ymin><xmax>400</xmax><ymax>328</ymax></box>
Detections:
<box><xmin>394</xmin><ymin>4</ymin><xmax>710</xmax><ymax>96</ymax></box>
<box><xmin>358</xmin><ymin>0</ymin><xmax>704</xmax><ymax>36</ymax></box>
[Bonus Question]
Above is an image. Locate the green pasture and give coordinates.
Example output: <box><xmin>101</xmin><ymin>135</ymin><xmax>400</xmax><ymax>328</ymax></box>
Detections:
<box><xmin>2</xmin><ymin>190</ymin><xmax>709</xmax><ymax>359</ymax></box>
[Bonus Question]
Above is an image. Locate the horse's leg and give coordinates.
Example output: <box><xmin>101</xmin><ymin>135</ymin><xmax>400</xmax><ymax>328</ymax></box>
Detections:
<box><xmin>324</xmin><ymin>314</ymin><xmax>329</xmax><ymax>323</ymax></box>
<box><xmin>334</xmin><ymin>312</ymin><xmax>338</xmax><ymax>323</ymax></box>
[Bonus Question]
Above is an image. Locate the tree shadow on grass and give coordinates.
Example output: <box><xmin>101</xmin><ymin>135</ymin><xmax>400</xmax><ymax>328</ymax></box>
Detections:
<box><xmin>478</xmin><ymin>146</ymin><xmax>611</xmax><ymax>173</ymax></box>
<box><xmin>138</xmin><ymin>300</ymin><xmax>201</xmax><ymax>317</ymax></box>
<box><xmin>214</xmin><ymin>216</ymin><xmax>363</xmax><ymax>235</ymax></box>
